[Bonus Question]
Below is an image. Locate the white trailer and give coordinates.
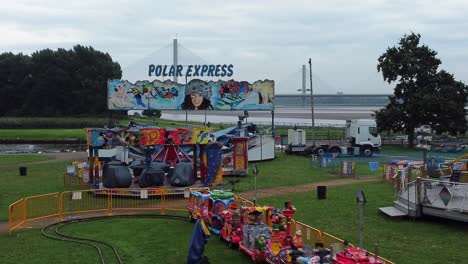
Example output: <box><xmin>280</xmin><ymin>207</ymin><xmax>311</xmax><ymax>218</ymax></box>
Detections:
<box><xmin>286</xmin><ymin>119</ymin><xmax>382</xmax><ymax>157</ymax></box>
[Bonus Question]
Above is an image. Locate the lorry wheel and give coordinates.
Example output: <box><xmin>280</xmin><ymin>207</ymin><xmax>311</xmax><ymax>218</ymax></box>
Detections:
<box><xmin>330</xmin><ymin>147</ymin><xmax>341</xmax><ymax>156</ymax></box>
<box><xmin>362</xmin><ymin>146</ymin><xmax>373</xmax><ymax>157</ymax></box>
<box><xmin>315</xmin><ymin>148</ymin><xmax>325</xmax><ymax>156</ymax></box>
<box><xmin>304</xmin><ymin>147</ymin><xmax>313</xmax><ymax>155</ymax></box>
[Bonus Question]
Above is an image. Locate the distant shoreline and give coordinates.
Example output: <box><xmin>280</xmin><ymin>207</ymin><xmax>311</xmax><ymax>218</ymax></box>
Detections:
<box><xmin>162</xmin><ymin>105</ymin><xmax>380</xmax><ymax>125</ymax></box>
<box><xmin>0</xmin><ymin>138</ymin><xmax>85</xmax><ymax>144</ymax></box>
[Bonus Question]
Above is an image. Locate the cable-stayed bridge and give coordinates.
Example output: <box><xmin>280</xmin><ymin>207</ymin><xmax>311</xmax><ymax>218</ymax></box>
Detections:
<box><xmin>120</xmin><ymin>40</ymin><xmax>388</xmax><ymax>125</ymax></box>
<box><xmin>121</xmin><ymin>39</ymin><xmax>390</xmax><ymax>102</ymax></box>
<box><xmin>122</xmin><ymin>40</ymin><xmax>213</xmax><ymax>82</ymax></box>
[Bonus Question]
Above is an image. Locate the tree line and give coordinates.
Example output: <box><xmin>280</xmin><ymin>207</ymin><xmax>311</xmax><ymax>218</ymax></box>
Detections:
<box><xmin>0</xmin><ymin>34</ymin><xmax>466</xmax><ymax>145</ymax></box>
<box><xmin>0</xmin><ymin>45</ymin><xmax>122</xmax><ymax>117</ymax></box>
<box><xmin>375</xmin><ymin>33</ymin><xmax>467</xmax><ymax>146</ymax></box>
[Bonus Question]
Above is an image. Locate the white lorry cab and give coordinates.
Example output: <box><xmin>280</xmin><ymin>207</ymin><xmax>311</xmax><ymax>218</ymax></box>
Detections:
<box><xmin>345</xmin><ymin>119</ymin><xmax>382</xmax><ymax>157</ymax></box>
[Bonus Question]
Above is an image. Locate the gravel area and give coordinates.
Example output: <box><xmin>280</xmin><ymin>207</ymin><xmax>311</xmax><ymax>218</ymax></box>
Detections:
<box><xmin>35</xmin><ymin>151</ymin><xmax>88</xmax><ymax>163</ymax></box>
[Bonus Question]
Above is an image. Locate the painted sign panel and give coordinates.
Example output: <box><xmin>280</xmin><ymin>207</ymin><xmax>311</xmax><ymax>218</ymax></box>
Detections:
<box><xmin>107</xmin><ymin>79</ymin><xmax>274</xmax><ymax>111</ymax></box>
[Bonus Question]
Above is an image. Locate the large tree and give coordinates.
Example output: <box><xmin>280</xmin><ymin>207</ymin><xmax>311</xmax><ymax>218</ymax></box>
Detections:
<box><xmin>376</xmin><ymin>33</ymin><xmax>467</xmax><ymax>146</ymax></box>
<box><xmin>0</xmin><ymin>52</ymin><xmax>32</xmax><ymax>115</ymax></box>
<box><xmin>0</xmin><ymin>45</ymin><xmax>122</xmax><ymax>116</ymax></box>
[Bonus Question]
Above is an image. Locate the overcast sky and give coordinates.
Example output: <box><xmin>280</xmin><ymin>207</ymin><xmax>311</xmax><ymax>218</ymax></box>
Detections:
<box><xmin>2</xmin><ymin>0</ymin><xmax>467</xmax><ymax>94</ymax></box>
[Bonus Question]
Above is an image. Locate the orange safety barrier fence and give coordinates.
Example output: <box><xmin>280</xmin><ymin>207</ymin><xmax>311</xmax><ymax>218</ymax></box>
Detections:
<box><xmin>61</xmin><ymin>190</ymin><xmax>110</xmax><ymax>219</ymax></box>
<box><xmin>161</xmin><ymin>190</ymin><xmax>182</xmax><ymax>214</ymax></box>
<box><xmin>9</xmin><ymin>188</ymin><xmax>197</xmax><ymax>235</ymax></box>
<box><xmin>110</xmin><ymin>189</ymin><xmax>164</xmax><ymax>212</ymax></box>
<box><xmin>9</xmin><ymin>188</ymin><xmax>395</xmax><ymax>264</ymax></box>
<box><xmin>293</xmin><ymin>221</ymin><xmax>324</xmax><ymax>247</ymax></box>
<box><xmin>25</xmin><ymin>193</ymin><xmax>60</xmax><ymax>222</ymax></box>
<box><xmin>321</xmin><ymin>231</ymin><xmax>354</xmax><ymax>250</ymax></box>
<box><xmin>235</xmin><ymin>195</ymin><xmax>254</xmax><ymax>207</ymax></box>
<box><xmin>8</xmin><ymin>199</ymin><xmax>25</xmax><ymax>235</ymax></box>
<box><xmin>188</xmin><ymin>187</ymin><xmax>211</xmax><ymax>193</ymax></box>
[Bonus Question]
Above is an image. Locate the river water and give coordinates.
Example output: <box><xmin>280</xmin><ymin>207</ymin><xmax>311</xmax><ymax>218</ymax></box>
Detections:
<box><xmin>0</xmin><ymin>144</ymin><xmax>86</xmax><ymax>154</ymax></box>
<box><xmin>162</xmin><ymin>105</ymin><xmax>381</xmax><ymax>127</ymax></box>
<box><xmin>0</xmin><ymin>106</ymin><xmax>380</xmax><ymax>154</ymax></box>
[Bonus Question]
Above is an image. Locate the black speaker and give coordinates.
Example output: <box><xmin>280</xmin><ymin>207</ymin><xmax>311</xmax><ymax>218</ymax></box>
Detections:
<box><xmin>170</xmin><ymin>162</ymin><xmax>195</xmax><ymax>187</ymax></box>
<box><xmin>139</xmin><ymin>168</ymin><xmax>165</xmax><ymax>187</ymax></box>
<box><xmin>102</xmin><ymin>163</ymin><xmax>132</xmax><ymax>188</ymax></box>
<box><xmin>132</xmin><ymin>166</ymin><xmax>145</xmax><ymax>177</ymax></box>
<box><xmin>150</xmin><ymin>161</ymin><xmax>171</xmax><ymax>173</ymax></box>
<box><xmin>317</xmin><ymin>186</ymin><xmax>326</xmax><ymax>200</ymax></box>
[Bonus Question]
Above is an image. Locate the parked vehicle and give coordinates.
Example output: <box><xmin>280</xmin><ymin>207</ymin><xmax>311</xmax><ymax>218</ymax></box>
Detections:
<box><xmin>286</xmin><ymin>119</ymin><xmax>381</xmax><ymax>157</ymax></box>
<box><xmin>415</xmin><ymin>124</ymin><xmax>432</xmax><ymax>134</ymax></box>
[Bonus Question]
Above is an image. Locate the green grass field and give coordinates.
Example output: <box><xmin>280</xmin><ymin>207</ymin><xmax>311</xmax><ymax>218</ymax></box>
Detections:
<box><xmin>224</xmin><ymin>152</ymin><xmax>376</xmax><ymax>193</ymax></box>
<box><xmin>260</xmin><ymin>182</ymin><xmax>467</xmax><ymax>264</ymax></box>
<box><xmin>1</xmin><ymin>217</ymin><xmax>252</xmax><ymax>264</ymax></box>
<box><xmin>0</xmin><ymin>155</ymin><xmax>52</xmax><ymax>165</ymax></box>
<box><xmin>0</xmin><ymin>151</ymin><xmax>383</xmax><ymax>221</ymax></box>
<box><xmin>2</xmin><ymin>181</ymin><xmax>467</xmax><ymax>264</ymax></box>
<box><xmin>1</xmin><ymin>145</ymin><xmax>467</xmax><ymax>263</ymax></box>
<box><xmin>0</xmin><ymin>157</ymin><xmax>83</xmax><ymax>221</ymax></box>
<box><xmin>0</xmin><ymin>129</ymin><xmax>87</xmax><ymax>140</ymax></box>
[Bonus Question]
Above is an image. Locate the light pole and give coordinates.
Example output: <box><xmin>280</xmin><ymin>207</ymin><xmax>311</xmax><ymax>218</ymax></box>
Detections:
<box><xmin>253</xmin><ymin>163</ymin><xmax>258</xmax><ymax>206</ymax></box>
<box><xmin>260</xmin><ymin>131</ymin><xmax>263</xmax><ymax>162</ymax></box>
<box><xmin>308</xmin><ymin>58</ymin><xmax>315</xmax><ymax>146</ymax></box>
<box><xmin>185</xmin><ymin>75</ymin><xmax>188</xmax><ymax>126</ymax></box>
<box><xmin>147</xmin><ymin>95</ymin><xmax>155</xmax><ymax>125</ymax></box>
<box><xmin>356</xmin><ymin>189</ymin><xmax>367</xmax><ymax>248</ymax></box>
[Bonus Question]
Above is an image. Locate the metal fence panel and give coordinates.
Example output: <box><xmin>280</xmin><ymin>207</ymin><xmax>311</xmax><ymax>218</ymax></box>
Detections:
<box><xmin>61</xmin><ymin>190</ymin><xmax>109</xmax><ymax>218</ymax></box>
<box><xmin>8</xmin><ymin>199</ymin><xmax>25</xmax><ymax>235</ymax></box>
<box><xmin>25</xmin><ymin>193</ymin><xmax>60</xmax><ymax>221</ymax></box>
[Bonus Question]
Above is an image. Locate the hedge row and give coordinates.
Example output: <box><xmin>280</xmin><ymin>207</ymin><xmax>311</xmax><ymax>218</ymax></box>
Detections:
<box><xmin>0</xmin><ymin>117</ymin><xmax>120</xmax><ymax>129</ymax></box>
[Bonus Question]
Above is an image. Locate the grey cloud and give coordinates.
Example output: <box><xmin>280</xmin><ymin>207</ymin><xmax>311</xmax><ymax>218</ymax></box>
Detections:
<box><xmin>1</xmin><ymin>0</ymin><xmax>467</xmax><ymax>94</ymax></box>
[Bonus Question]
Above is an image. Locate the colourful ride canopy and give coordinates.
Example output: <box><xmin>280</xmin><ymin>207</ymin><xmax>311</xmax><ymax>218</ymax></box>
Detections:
<box><xmin>85</xmin><ymin>127</ymin><xmax>214</xmax><ymax>147</ymax></box>
<box><xmin>140</xmin><ymin>127</ymin><xmax>214</xmax><ymax>146</ymax></box>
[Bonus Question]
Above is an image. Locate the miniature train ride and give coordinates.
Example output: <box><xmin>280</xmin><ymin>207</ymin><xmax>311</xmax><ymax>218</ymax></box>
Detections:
<box><xmin>187</xmin><ymin>190</ymin><xmax>383</xmax><ymax>264</ymax></box>
<box><xmin>331</xmin><ymin>247</ymin><xmax>383</xmax><ymax>264</ymax></box>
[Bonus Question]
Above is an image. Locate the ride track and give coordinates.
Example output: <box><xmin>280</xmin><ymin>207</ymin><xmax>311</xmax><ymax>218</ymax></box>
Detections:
<box><xmin>41</xmin><ymin>214</ymin><xmax>189</xmax><ymax>264</ymax></box>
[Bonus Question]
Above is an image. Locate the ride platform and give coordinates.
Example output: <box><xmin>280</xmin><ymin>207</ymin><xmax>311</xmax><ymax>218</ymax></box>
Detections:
<box><xmin>380</xmin><ymin>179</ymin><xmax>468</xmax><ymax>222</ymax></box>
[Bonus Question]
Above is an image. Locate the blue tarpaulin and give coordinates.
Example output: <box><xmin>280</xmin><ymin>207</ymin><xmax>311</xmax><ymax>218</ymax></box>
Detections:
<box><xmin>368</xmin><ymin>161</ymin><xmax>380</xmax><ymax>172</ymax></box>
<box><xmin>187</xmin><ymin>219</ymin><xmax>211</xmax><ymax>264</ymax></box>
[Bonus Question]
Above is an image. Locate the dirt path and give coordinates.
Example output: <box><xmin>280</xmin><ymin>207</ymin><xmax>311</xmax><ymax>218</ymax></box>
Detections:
<box><xmin>1</xmin><ymin>176</ymin><xmax>380</xmax><ymax>234</ymax></box>
<box><xmin>0</xmin><ymin>151</ymin><xmax>88</xmax><ymax>165</ymax></box>
<box><xmin>30</xmin><ymin>151</ymin><xmax>88</xmax><ymax>164</ymax></box>
<box><xmin>236</xmin><ymin>177</ymin><xmax>379</xmax><ymax>200</ymax></box>
<box><xmin>1</xmin><ymin>152</ymin><xmax>379</xmax><ymax>233</ymax></box>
